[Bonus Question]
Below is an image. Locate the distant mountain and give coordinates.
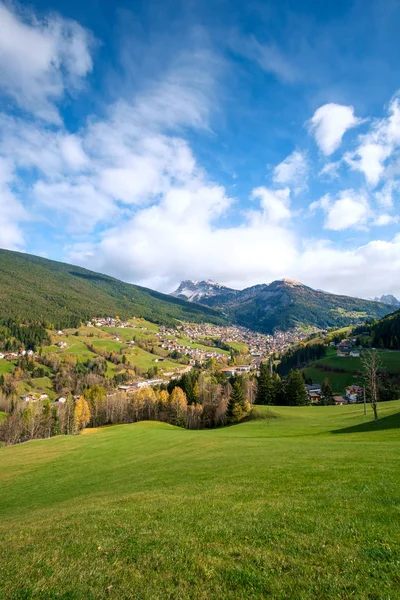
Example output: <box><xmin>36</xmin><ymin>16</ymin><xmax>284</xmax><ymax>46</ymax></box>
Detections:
<box><xmin>172</xmin><ymin>280</ymin><xmax>230</xmax><ymax>302</ymax></box>
<box><xmin>171</xmin><ymin>278</ymin><xmax>393</xmax><ymax>333</ymax></box>
<box><xmin>0</xmin><ymin>250</ymin><xmax>226</xmax><ymax>329</ymax></box>
<box><xmin>373</xmin><ymin>294</ymin><xmax>400</xmax><ymax>308</ymax></box>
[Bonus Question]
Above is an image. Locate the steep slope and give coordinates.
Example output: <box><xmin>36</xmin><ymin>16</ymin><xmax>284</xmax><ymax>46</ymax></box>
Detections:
<box><xmin>172</xmin><ymin>278</ymin><xmax>393</xmax><ymax>333</ymax></box>
<box><xmin>0</xmin><ymin>249</ymin><xmax>226</xmax><ymax>328</ymax></box>
<box><xmin>358</xmin><ymin>308</ymin><xmax>400</xmax><ymax>349</ymax></box>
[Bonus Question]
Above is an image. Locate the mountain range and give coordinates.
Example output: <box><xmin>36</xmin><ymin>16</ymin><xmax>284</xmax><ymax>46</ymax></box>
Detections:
<box><xmin>0</xmin><ymin>249</ymin><xmax>394</xmax><ymax>334</ymax></box>
<box><xmin>172</xmin><ymin>279</ymin><xmax>393</xmax><ymax>333</ymax></box>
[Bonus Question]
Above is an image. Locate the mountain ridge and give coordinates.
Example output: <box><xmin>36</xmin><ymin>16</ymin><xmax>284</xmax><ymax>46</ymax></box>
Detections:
<box><xmin>0</xmin><ymin>249</ymin><xmax>226</xmax><ymax>329</ymax></box>
<box><xmin>171</xmin><ymin>278</ymin><xmax>393</xmax><ymax>333</ymax></box>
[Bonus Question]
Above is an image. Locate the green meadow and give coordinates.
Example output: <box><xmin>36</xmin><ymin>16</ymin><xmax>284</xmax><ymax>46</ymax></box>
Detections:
<box><xmin>1</xmin><ymin>401</ymin><xmax>400</xmax><ymax>599</ymax></box>
<box><xmin>0</xmin><ymin>359</ymin><xmax>15</xmax><ymax>375</ymax></box>
<box><xmin>303</xmin><ymin>350</ymin><xmax>400</xmax><ymax>394</ymax></box>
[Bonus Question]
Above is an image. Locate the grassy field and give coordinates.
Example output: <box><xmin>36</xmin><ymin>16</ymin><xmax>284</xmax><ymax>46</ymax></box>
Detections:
<box><xmin>0</xmin><ymin>359</ymin><xmax>15</xmax><ymax>375</ymax></box>
<box><xmin>1</xmin><ymin>402</ymin><xmax>400</xmax><ymax>599</ymax></box>
<box><xmin>303</xmin><ymin>350</ymin><xmax>400</xmax><ymax>393</ymax></box>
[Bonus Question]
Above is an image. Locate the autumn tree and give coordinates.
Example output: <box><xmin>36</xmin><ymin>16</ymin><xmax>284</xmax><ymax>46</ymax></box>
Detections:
<box><xmin>73</xmin><ymin>396</ymin><xmax>91</xmax><ymax>433</ymax></box>
<box><xmin>169</xmin><ymin>386</ymin><xmax>187</xmax><ymax>426</ymax></box>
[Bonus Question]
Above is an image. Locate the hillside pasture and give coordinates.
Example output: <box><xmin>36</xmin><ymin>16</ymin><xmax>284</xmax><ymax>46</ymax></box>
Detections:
<box><xmin>1</xmin><ymin>402</ymin><xmax>399</xmax><ymax>599</ymax></box>
<box><xmin>0</xmin><ymin>360</ymin><xmax>15</xmax><ymax>375</ymax></box>
<box><xmin>303</xmin><ymin>350</ymin><xmax>400</xmax><ymax>393</ymax></box>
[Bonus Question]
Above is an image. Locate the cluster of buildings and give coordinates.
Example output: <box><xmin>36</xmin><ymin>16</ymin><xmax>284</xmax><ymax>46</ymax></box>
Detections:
<box><xmin>88</xmin><ymin>317</ymin><xmax>130</xmax><ymax>328</ymax></box>
<box><xmin>0</xmin><ymin>349</ymin><xmax>35</xmax><ymax>361</ymax></box>
<box><xmin>333</xmin><ymin>339</ymin><xmax>361</xmax><ymax>357</ymax></box>
<box><xmin>304</xmin><ymin>383</ymin><xmax>363</xmax><ymax>405</ymax></box>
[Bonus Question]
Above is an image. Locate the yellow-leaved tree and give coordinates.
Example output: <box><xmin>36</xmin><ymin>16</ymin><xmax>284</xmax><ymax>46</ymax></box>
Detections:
<box><xmin>73</xmin><ymin>396</ymin><xmax>91</xmax><ymax>434</ymax></box>
<box><xmin>169</xmin><ymin>387</ymin><xmax>187</xmax><ymax>427</ymax></box>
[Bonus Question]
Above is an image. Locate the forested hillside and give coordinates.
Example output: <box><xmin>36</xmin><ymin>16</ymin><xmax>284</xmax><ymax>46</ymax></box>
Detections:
<box><xmin>357</xmin><ymin>309</ymin><xmax>400</xmax><ymax>349</ymax></box>
<box><xmin>0</xmin><ymin>250</ymin><xmax>226</xmax><ymax>329</ymax></box>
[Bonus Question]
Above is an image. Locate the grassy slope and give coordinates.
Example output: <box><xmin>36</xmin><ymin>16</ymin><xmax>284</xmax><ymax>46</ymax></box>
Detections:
<box><xmin>1</xmin><ymin>402</ymin><xmax>400</xmax><ymax>599</ymax></box>
<box><xmin>303</xmin><ymin>350</ymin><xmax>400</xmax><ymax>393</ymax></box>
<box><xmin>0</xmin><ymin>249</ymin><xmax>225</xmax><ymax>327</ymax></box>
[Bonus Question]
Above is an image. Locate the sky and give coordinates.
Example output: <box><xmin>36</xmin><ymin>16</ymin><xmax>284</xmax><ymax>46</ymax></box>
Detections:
<box><xmin>1</xmin><ymin>0</ymin><xmax>400</xmax><ymax>298</ymax></box>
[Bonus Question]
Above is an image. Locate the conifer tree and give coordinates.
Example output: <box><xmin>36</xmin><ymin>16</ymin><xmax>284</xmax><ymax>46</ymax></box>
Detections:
<box><xmin>227</xmin><ymin>378</ymin><xmax>250</xmax><ymax>423</ymax></box>
<box><xmin>320</xmin><ymin>379</ymin><xmax>334</xmax><ymax>405</ymax></box>
<box><xmin>256</xmin><ymin>362</ymin><xmax>275</xmax><ymax>405</ymax></box>
<box><xmin>272</xmin><ymin>372</ymin><xmax>285</xmax><ymax>405</ymax></box>
<box><xmin>285</xmin><ymin>370</ymin><xmax>310</xmax><ymax>406</ymax></box>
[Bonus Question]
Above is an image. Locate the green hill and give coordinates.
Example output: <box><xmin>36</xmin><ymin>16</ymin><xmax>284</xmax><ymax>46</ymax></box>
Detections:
<box><xmin>173</xmin><ymin>279</ymin><xmax>392</xmax><ymax>333</ymax></box>
<box><xmin>1</xmin><ymin>402</ymin><xmax>400</xmax><ymax>599</ymax></box>
<box><xmin>0</xmin><ymin>249</ymin><xmax>226</xmax><ymax>328</ymax></box>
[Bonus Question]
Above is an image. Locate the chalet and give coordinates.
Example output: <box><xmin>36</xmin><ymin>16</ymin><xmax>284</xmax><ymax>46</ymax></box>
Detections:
<box><xmin>334</xmin><ymin>395</ymin><xmax>345</xmax><ymax>405</ymax></box>
<box><xmin>305</xmin><ymin>383</ymin><xmax>322</xmax><ymax>403</ymax></box>
<box><xmin>345</xmin><ymin>386</ymin><xmax>362</xmax><ymax>403</ymax></box>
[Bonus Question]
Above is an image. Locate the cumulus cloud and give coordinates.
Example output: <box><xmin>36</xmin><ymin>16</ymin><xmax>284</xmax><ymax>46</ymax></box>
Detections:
<box><xmin>324</xmin><ymin>191</ymin><xmax>369</xmax><ymax>231</ymax></box>
<box><xmin>310</xmin><ymin>190</ymin><xmax>370</xmax><ymax>231</ymax></box>
<box><xmin>0</xmin><ymin>1</ymin><xmax>94</xmax><ymax>122</ymax></box>
<box><xmin>273</xmin><ymin>151</ymin><xmax>308</xmax><ymax>193</ymax></box>
<box><xmin>251</xmin><ymin>187</ymin><xmax>291</xmax><ymax>223</ymax></box>
<box><xmin>308</xmin><ymin>103</ymin><xmax>362</xmax><ymax>155</ymax></box>
<box><xmin>0</xmin><ymin>157</ymin><xmax>27</xmax><ymax>249</ymax></box>
<box><xmin>345</xmin><ymin>93</ymin><xmax>400</xmax><ymax>186</ymax></box>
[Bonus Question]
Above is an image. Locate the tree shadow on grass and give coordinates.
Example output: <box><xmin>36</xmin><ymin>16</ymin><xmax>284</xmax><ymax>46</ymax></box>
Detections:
<box><xmin>331</xmin><ymin>411</ymin><xmax>400</xmax><ymax>434</ymax></box>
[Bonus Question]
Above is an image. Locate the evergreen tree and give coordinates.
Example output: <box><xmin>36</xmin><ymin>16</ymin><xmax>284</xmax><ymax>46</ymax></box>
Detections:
<box><xmin>256</xmin><ymin>362</ymin><xmax>275</xmax><ymax>405</ymax></box>
<box><xmin>320</xmin><ymin>379</ymin><xmax>334</xmax><ymax>405</ymax></box>
<box><xmin>285</xmin><ymin>370</ymin><xmax>310</xmax><ymax>406</ymax></box>
<box><xmin>227</xmin><ymin>378</ymin><xmax>249</xmax><ymax>423</ymax></box>
<box><xmin>272</xmin><ymin>372</ymin><xmax>285</xmax><ymax>405</ymax></box>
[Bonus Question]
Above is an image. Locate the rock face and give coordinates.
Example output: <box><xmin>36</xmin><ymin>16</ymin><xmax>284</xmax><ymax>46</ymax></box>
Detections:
<box><xmin>171</xmin><ymin>279</ymin><xmax>393</xmax><ymax>334</ymax></box>
<box><xmin>374</xmin><ymin>294</ymin><xmax>400</xmax><ymax>308</ymax></box>
<box><xmin>171</xmin><ymin>280</ymin><xmax>232</xmax><ymax>302</ymax></box>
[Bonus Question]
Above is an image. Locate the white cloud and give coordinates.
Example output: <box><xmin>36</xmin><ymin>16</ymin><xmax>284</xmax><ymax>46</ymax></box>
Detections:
<box><xmin>251</xmin><ymin>187</ymin><xmax>291</xmax><ymax>223</ymax></box>
<box><xmin>324</xmin><ymin>191</ymin><xmax>369</xmax><ymax>231</ymax></box>
<box><xmin>66</xmin><ymin>184</ymin><xmax>298</xmax><ymax>291</ymax></box>
<box><xmin>308</xmin><ymin>103</ymin><xmax>362</xmax><ymax>155</ymax></box>
<box><xmin>372</xmin><ymin>213</ymin><xmax>399</xmax><ymax>226</ymax></box>
<box><xmin>0</xmin><ymin>1</ymin><xmax>94</xmax><ymax>122</ymax></box>
<box><xmin>310</xmin><ymin>190</ymin><xmax>370</xmax><ymax>231</ymax></box>
<box><xmin>273</xmin><ymin>151</ymin><xmax>308</xmax><ymax>193</ymax></box>
<box><xmin>345</xmin><ymin>93</ymin><xmax>400</xmax><ymax>186</ymax></box>
<box><xmin>32</xmin><ymin>179</ymin><xmax>115</xmax><ymax>232</ymax></box>
<box><xmin>296</xmin><ymin>236</ymin><xmax>400</xmax><ymax>299</ymax></box>
<box><xmin>0</xmin><ymin>157</ymin><xmax>27</xmax><ymax>249</ymax></box>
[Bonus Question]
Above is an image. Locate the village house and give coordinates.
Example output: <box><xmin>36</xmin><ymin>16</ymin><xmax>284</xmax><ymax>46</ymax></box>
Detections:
<box><xmin>305</xmin><ymin>383</ymin><xmax>322</xmax><ymax>403</ymax></box>
<box><xmin>345</xmin><ymin>386</ymin><xmax>362</xmax><ymax>403</ymax></box>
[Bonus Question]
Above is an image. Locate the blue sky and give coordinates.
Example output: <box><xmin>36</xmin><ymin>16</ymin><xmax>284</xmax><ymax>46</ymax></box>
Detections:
<box><xmin>1</xmin><ymin>0</ymin><xmax>400</xmax><ymax>297</ymax></box>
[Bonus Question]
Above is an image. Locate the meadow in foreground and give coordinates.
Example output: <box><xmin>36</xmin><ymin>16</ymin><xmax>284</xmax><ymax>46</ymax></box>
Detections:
<box><xmin>1</xmin><ymin>402</ymin><xmax>400</xmax><ymax>600</ymax></box>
